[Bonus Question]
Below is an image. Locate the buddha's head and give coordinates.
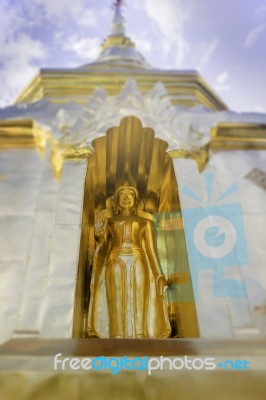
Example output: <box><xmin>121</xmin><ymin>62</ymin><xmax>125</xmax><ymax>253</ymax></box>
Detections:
<box><xmin>114</xmin><ymin>185</ymin><xmax>139</xmax><ymax>214</ymax></box>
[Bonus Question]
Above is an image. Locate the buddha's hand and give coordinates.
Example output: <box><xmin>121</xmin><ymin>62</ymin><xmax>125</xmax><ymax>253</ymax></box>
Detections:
<box><xmin>156</xmin><ymin>275</ymin><xmax>167</xmax><ymax>297</ymax></box>
<box><xmin>94</xmin><ymin>210</ymin><xmax>107</xmax><ymax>238</ymax></box>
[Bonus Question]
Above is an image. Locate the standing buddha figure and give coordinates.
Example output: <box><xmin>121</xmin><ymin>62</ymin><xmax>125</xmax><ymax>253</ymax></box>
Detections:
<box><xmin>88</xmin><ymin>185</ymin><xmax>171</xmax><ymax>338</ymax></box>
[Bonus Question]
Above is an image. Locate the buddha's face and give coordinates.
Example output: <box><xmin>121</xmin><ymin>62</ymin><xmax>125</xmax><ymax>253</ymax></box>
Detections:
<box><xmin>117</xmin><ymin>188</ymin><xmax>136</xmax><ymax>211</ymax></box>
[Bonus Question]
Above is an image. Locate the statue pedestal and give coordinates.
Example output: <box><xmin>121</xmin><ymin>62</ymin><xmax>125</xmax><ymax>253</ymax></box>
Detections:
<box><xmin>1</xmin><ymin>337</ymin><xmax>265</xmax><ymax>359</ymax></box>
<box><xmin>1</xmin><ymin>338</ymin><xmax>266</xmax><ymax>399</ymax></box>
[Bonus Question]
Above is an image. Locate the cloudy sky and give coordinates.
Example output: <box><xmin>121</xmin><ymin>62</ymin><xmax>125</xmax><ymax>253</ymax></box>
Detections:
<box><xmin>0</xmin><ymin>0</ymin><xmax>265</xmax><ymax>112</ymax></box>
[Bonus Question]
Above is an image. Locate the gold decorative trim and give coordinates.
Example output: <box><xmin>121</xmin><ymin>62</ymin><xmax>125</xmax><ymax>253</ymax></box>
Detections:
<box><xmin>15</xmin><ymin>72</ymin><xmax>43</xmax><ymax>104</ymax></box>
<box><xmin>0</xmin><ymin>118</ymin><xmax>94</xmax><ymax>179</ymax></box>
<box><xmin>0</xmin><ymin>119</ymin><xmax>48</xmax><ymax>150</ymax></box>
<box><xmin>15</xmin><ymin>70</ymin><xmax>227</xmax><ymax>111</ymax></box>
<box><xmin>101</xmin><ymin>35</ymin><xmax>135</xmax><ymax>49</ymax></box>
<box><xmin>51</xmin><ymin>143</ymin><xmax>94</xmax><ymax>179</ymax></box>
<box><xmin>168</xmin><ymin>146</ymin><xmax>209</xmax><ymax>172</ymax></box>
<box><xmin>211</xmin><ymin>122</ymin><xmax>266</xmax><ymax>149</ymax></box>
<box><xmin>2</xmin><ymin>118</ymin><xmax>265</xmax><ymax>180</ymax></box>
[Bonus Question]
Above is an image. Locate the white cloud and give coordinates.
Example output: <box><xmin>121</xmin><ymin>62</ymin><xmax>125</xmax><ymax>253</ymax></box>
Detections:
<box><xmin>133</xmin><ymin>37</ymin><xmax>152</xmax><ymax>54</ymax></box>
<box><xmin>216</xmin><ymin>71</ymin><xmax>229</xmax><ymax>84</ymax></box>
<box><xmin>26</xmin><ymin>0</ymin><xmax>84</xmax><ymax>19</ymax></box>
<box><xmin>144</xmin><ymin>0</ymin><xmax>193</xmax><ymax>37</ymax></box>
<box><xmin>245</xmin><ymin>24</ymin><xmax>265</xmax><ymax>47</ymax></box>
<box><xmin>132</xmin><ymin>31</ymin><xmax>153</xmax><ymax>55</ymax></box>
<box><xmin>141</xmin><ymin>0</ymin><xmax>196</xmax><ymax>67</ymax></box>
<box><xmin>196</xmin><ymin>39</ymin><xmax>218</xmax><ymax>70</ymax></box>
<box><xmin>0</xmin><ymin>34</ymin><xmax>47</xmax><ymax>107</ymax></box>
<box><xmin>0</xmin><ymin>34</ymin><xmax>47</xmax><ymax>61</ymax></box>
<box><xmin>174</xmin><ymin>37</ymin><xmax>190</xmax><ymax>67</ymax></box>
<box><xmin>0</xmin><ymin>2</ymin><xmax>47</xmax><ymax>106</ymax></box>
<box><xmin>0</xmin><ymin>0</ymin><xmax>98</xmax><ymax>106</ymax></box>
<box><xmin>79</xmin><ymin>9</ymin><xmax>97</xmax><ymax>27</ymax></box>
<box><xmin>22</xmin><ymin>0</ymin><xmax>97</xmax><ymax>28</ymax></box>
<box><xmin>63</xmin><ymin>36</ymin><xmax>101</xmax><ymax>60</ymax></box>
<box><xmin>0</xmin><ymin>62</ymin><xmax>39</xmax><ymax>107</ymax></box>
<box><xmin>0</xmin><ymin>1</ymin><xmax>25</xmax><ymax>40</ymax></box>
<box><xmin>214</xmin><ymin>71</ymin><xmax>231</xmax><ymax>92</ymax></box>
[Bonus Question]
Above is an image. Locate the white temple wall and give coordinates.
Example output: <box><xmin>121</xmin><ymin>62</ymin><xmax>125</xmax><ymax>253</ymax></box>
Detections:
<box><xmin>15</xmin><ymin>148</ymin><xmax>61</xmax><ymax>337</ymax></box>
<box><xmin>0</xmin><ymin>148</ymin><xmax>87</xmax><ymax>343</ymax></box>
<box><xmin>174</xmin><ymin>150</ymin><xmax>266</xmax><ymax>339</ymax></box>
<box><xmin>0</xmin><ymin>149</ymin><xmax>46</xmax><ymax>343</ymax></box>
<box><xmin>207</xmin><ymin>150</ymin><xmax>266</xmax><ymax>337</ymax></box>
<box><xmin>40</xmin><ymin>159</ymin><xmax>87</xmax><ymax>338</ymax></box>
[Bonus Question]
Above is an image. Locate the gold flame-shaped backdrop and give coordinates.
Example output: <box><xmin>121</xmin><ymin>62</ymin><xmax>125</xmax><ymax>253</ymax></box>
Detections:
<box><xmin>73</xmin><ymin>116</ymin><xmax>199</xmax><ymax>339</ymax></box>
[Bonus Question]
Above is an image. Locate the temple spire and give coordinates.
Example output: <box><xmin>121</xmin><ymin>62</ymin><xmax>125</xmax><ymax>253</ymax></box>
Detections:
<box><xmin>101</xmin><ymin>0</ymin><xmax>135</xmax><ymax>50</ymax></box>
<box><xmin>78</xmin><ymin>0</ymin><xmax>152</xmax><ymax>70</ymax></box>
<box><xmin>111</xmin><ymin>0</ymin><xmax>126</xmax><ymax>36</ymax></box>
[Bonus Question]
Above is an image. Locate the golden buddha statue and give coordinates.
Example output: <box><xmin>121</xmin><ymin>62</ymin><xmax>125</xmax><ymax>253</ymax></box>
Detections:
<box><xmin>87</xmin><ymin>185</ymin><xmax>171</xmax><ymax>338</ymax></box>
